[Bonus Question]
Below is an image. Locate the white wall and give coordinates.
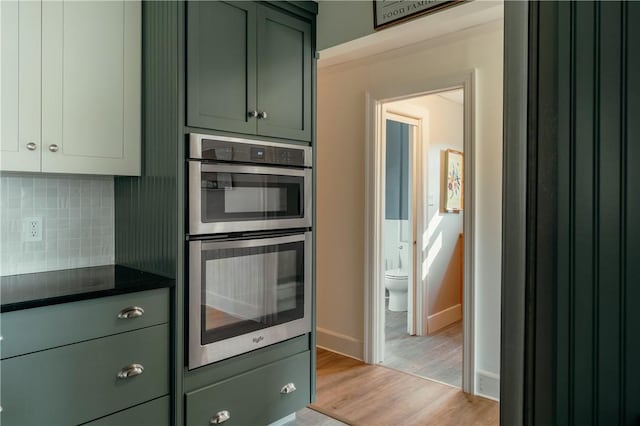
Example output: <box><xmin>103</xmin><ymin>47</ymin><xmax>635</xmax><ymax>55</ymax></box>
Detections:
<box><xmin>0</xmin><ymin>174</ymin><xmax>115</xmax><ymax>276</ymax></box>
<box><xmin>420</xmin><ymin>96</ymin><xmax>464</xmax><ymax>319</ymax></box>
<box><xmin>316</xmin><ymin>21</ymin><xmax>503</xmax><ymax>390</ymax></box>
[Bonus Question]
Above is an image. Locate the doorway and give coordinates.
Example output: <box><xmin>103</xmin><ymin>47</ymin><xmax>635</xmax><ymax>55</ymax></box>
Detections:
<box><xmin>364</xmin><ymin>72</ymin><xmax>475</xmax><ymax>393</ymax></box>
<box><xmin>380</xmin><ymin>89</ymin><xmax>466</xmax><ymax>388</ymax></box>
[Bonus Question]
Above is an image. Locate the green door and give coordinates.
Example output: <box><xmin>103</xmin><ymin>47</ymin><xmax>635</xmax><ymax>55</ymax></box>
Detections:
<box><xmin>256</xmin><ymin>5</ymin><xmax>312</xmax><ymax>142</ymax></box>
<box><xmin>186</xmin><ymin>1</ymin><xmax>256</xmax><ymax>134</ymax></box>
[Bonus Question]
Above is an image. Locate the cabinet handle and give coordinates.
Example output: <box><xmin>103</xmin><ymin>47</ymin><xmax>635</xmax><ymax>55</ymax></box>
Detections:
<box><xmin>117</xmin><ymin>306</ymin><xmax>145</xmax><ymax>319</ymax></box>
<box><xmin>48</xmin><ymin>144</ymin><xmax>59</xmax><ymax>153</ymax></box>
<box><xmin>26</xmin><ymin>142</ymin><xmax>37</xmax><ymax>151</ymax></box>
<box><xmin>117</xmin><ymin>363</ymin><xmax>144</xmax><ymax>379</ymax></box>
<box><xmin>257</xmin><ymin>111</ymin><xmax>268</xmax><ymax>120</ymax></box>
<box><xmin>280</xmin><ymin>382</ymin><xmax>297</xmax><ymax>394</ymax></box>
<box><xmin>210</xmin><ymin>410</ymin><xmax>230</xmax><ymax>424</ymax></box>
<box><xmin>248</xmin><ymin>110</ymin><xmax>258</xmax><ymax>118</ymax></box>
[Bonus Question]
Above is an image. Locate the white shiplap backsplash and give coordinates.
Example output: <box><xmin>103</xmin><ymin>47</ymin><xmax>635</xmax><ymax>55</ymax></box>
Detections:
<box><xmin>0</xmin><ymin>174</ymin><xmax>115</xmax><ymax>276</ymax></box>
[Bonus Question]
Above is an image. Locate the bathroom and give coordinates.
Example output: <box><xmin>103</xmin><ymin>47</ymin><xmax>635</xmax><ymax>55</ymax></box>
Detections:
<box><xmin>382</xmin><ymin>89</ymin><xmax>465</xmax><ymax>388</ymax></box>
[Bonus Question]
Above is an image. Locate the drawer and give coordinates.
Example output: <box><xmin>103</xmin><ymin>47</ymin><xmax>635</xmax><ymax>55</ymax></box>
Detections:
<box><xmin>0</xmin><ymin>324</ymin><xmax>169</xmax><ymax>426</ymax></box>
<box><xmin>186</xmin><ymin>351</ymin><xmax>310</xmax><ymax>426</ymax></box>
<box><xmin>82</xmin><ymin>396</ymin><xmax>170</xmax><ymax>426</ymax></box>
<box><xmin>1</xmin><ymin>288</ymin><xmax>169</xmax><ymax>359</ymax></box>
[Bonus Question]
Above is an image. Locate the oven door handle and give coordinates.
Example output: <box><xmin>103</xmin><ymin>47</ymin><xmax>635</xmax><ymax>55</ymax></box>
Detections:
<box><xmin>198</xmin><ymin>232</ymin><xmax>308</xmax><ymax>252</ymax></box>
<box><xmin>197</xmin><ymin>162</ymin><xmax>306</xmax><ymax>177</ymax></box>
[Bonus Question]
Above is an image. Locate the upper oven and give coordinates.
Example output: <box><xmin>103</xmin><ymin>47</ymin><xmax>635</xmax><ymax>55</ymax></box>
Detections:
<box><xmin>188</xmin><ymin>133</ymin><xmax>312</xmax><ymax>235</ymax></box>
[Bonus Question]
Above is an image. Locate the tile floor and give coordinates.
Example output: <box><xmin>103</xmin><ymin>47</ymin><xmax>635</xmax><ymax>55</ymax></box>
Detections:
<box><xmin>382</xmin><ymin>300</ymin><xmax>463</xmax><ymax>387</ymax></box>
<box><xmin>284</xmin><ymin>408</ymin><xmax>347</xmax><ymax>426</ymax></box>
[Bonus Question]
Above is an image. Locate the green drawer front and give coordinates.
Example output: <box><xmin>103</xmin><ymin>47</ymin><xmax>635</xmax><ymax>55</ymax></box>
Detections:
<box><xmin>82</xmin><ymin>396</ymin><xmax>170</xmax><ymax>426</ymax></box>
<box><xmin>1</xmin><ymin>324</ymin><xmax>169</xmax><ymax>426</ymax></box>
<box><xmin>186</xmin><ymin>351</ymin><xmax>311</xmax><ymax>426</ymax></box>
<box><xmin>1</xmin><ymin>288</ymin><xmax>169</xmax><ymax>359</ymax></box>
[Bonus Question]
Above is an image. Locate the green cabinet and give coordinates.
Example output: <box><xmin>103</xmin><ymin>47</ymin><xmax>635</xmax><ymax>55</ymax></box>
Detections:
<box><xmin>187</xmin><ymin>2</ymin><xmax>312</xmax><ymax>142</ymax></box>
<box><xmin>1</xmin><ymin>288</ymin><xmax>169</xmax><ymax>359</ymax></box>
<box><xmin>84</xmin><ymin>396</ymin><xmax>170</xmax><ymax>426</ymax></box>
<box><xmin>186</xmin><ymin>351</ymin><xmax>311</xmax><ymax>426</ymax></box>
<box><xmin>0</xmin><ymin>289</ymin><xmax>170</xmax><ymax>426</ymax></box>
<box><xmin>1</xmin><ymin>325</ymin><xmax>169</xmax><ymax>426</ymax></box>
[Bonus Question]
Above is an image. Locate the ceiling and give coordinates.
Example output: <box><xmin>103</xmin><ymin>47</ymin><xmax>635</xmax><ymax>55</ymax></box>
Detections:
<box><xmin>318</xmin><ymin>1</ymin><xmax>503</xmax><ymax>68</ymax></box>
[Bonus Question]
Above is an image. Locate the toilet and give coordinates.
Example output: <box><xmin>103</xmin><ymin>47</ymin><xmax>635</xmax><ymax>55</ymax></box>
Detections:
<box><xmin>385</xmin><ymin>243</ymin><xmax>409</xmax><ymax>312</ymax></box>
<box><xmin>385</xmin><ymin>269</ymin><xmax>408</xmax><ymax>311</ymax></box>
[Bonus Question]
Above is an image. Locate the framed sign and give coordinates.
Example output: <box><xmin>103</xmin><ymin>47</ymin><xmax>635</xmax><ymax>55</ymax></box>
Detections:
<box><xmin>441</xmin><ymin>149</ymin><xmax>464</xmax><ymax>212</ymax></box>
<box><xmin>373</xmin><ymin>0</ymin><xmax>463</xmax><ymax>31</ymax></box>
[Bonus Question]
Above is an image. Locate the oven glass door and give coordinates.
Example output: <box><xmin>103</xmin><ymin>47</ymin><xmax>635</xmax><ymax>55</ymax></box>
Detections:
<box><xmin>189</xmin><ymin>162</ymin><xmax>312</xmax><ymax>234</ymax></box>
<box><xmin>189</xmin><ymin>232</ymin><xmax>311</xmax><ymax>368</ymax></box>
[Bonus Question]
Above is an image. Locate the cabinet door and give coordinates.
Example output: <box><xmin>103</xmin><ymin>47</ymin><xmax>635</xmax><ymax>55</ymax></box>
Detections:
<box><xmin>256</xmin><ymin>6</ymin><xmax>312</xmax><ymax>142</ymax></box>
<box><xmin>41</xmin><ymin>1</ymin><xmax>141</xmax><ymax>176</ymax></box>
<box><xmin>186</xmin><ymin>351</ymin><xmax>311</xmax><ymax>426</ymax></box>
<box><xmin>1</xmin><ymin>325</ymin><xmax>169</xmax><ymax>426</ymax></box>
<box><xmin>187</xmin><ymin>1</ymin><xmax>257</xmax><ymax>134</ymax></box>
<box><xmin>83</xmin><ymin>396</ymin><xmax>170</xmax><ymax>426</ymax></box>
<box><xmin>0</xmin><ymin>1</ymin><xmax>41</xmax><ymax>172</ymax></box>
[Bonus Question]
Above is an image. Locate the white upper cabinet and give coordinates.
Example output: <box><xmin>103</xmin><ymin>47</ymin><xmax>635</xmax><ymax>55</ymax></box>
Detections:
<box><xmin>1</xmin><ymin>1</ymin><xmax>42</xmax><ymax>172</ymax></box>
<box><xmin>0</xmin><ymin>0</ymin><xmax>141</xmax><ymax>176</ymax></box>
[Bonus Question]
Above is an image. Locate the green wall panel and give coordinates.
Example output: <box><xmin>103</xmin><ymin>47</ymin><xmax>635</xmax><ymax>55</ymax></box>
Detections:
<box><xmin>115</xmin><ymin>1</ymin><xmax>180</xmax><ymax>278</ymax></box>
<box><xmin>623</xmin><ymin>3</ymin><xmax>640</xmax><ymax>423</ymax></box>
<box><xmin>553</xmin><ymin>2</ymin><xmax>640</xmax><ymax>424</ymax></box>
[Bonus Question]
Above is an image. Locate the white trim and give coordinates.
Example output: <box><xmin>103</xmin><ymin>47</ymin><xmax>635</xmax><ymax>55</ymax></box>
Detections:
<box><xmin>427</xmin><ymin>304</ymin><xmax>462</xmax><ymax>334</ymax></box>
<box><xmin>382</xmin><ymin>110</ymin><xmax>423</xmax><ymax>337</ymax></box>
<box><xmin>476</xmin><ymin>369</ymin><xmax>500</xmax><ymax>401</ymax></box>
<box><xmin>316</xmin><ymin>327</ymin><xmax>364</xmax><ymax>361</ymax></box>
<box><xmin>364</xmin><ymin>70</ymin><xmax>476</xmax><ymax>393</ymax></box>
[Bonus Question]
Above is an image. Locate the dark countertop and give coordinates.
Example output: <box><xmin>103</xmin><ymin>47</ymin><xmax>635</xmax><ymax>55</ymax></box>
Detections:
<box><xmin>0</xmin><ymin>265</ymin><xmax>175</xmax><ymax>313</ymax></box>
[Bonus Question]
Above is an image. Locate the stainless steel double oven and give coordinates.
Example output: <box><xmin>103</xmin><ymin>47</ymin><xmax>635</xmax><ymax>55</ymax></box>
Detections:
<box><xmin>187</xmin><ymin>133</ymin><xmax>312</xmax><ymax>369</ymax></box>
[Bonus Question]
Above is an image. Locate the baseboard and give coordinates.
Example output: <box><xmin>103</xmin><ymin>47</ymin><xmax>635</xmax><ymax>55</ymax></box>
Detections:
<box><xmin>476</xmin><ymin>369</ymin><xmax>500</xmax><ymax>401</ymax></box>
<box><xmin>316</xmin><ymin>327</ymin><xmax>364</xmax><ymax>360</ymax></box>
<box><xmin>427</xmin><ymin>303</ymin><xmax>462</xmax><ymax>334</ymax></box>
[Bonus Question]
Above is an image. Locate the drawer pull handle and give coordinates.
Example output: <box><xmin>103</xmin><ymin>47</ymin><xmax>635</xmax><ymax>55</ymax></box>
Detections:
<box><xmin>210</xmin><ymin>410</ymin><xmax>230</xmax><ymax>424</ymax></box>
<box><xmin>117</xmin><ymin>363</ymin><xmax>144</xmax><ymax>379</ymax></box>
<box><xmin>117</xmin><ymin>306</ymin><xmax>145</xmax><ymax>319</ymax></box>
<box><xmin>280</xmin><ymin>382</ymin><xmax>297</xmax><ymax>394</ymax></box>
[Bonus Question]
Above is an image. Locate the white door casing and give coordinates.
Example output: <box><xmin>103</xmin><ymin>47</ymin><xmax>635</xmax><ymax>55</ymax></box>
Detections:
<box><xmin>364</xmin><ymin>70</ymin><xmax>476</xmax><ymax>394</ymax></box>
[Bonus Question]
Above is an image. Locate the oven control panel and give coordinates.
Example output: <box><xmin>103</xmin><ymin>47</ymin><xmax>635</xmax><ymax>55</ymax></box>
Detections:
<box><xmin>199</xmin><ymin>139</ymin><xmax>307</xmax><ymax>167</ymax></box>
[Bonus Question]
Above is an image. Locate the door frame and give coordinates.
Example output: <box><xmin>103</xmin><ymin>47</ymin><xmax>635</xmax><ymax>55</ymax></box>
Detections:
<box><xmin>381</xmin><ymin>109</ymin><xmax>423</xmax><ymax>337</ymax></box>
<box><xmin>364</xmin><ymin>70</ymin><xmax>476</xmax><ymax>393</ymax></box>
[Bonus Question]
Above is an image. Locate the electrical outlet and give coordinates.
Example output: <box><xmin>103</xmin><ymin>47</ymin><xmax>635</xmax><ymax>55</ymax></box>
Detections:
<box><xmin>23</xmin><ymin>217</ymin><xmax>42</xmax><ymax>242</ymax></box>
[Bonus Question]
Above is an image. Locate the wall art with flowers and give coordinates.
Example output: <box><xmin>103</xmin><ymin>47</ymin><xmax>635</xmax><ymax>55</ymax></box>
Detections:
<box><xmin>443</xmin><ymin>149</ymin><xmax>463</xmax><ymax>212</ymax></box>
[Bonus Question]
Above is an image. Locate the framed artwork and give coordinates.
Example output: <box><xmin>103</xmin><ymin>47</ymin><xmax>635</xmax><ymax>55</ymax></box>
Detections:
<box><xmin>442</xmin><ymin>149</ymin><xmax>463</xmax><ymax>212</ymax></box>
<box><xmin>373</xmin><ymin>0</ymin><xmax>463</xmax><ymax>31</ymax></box>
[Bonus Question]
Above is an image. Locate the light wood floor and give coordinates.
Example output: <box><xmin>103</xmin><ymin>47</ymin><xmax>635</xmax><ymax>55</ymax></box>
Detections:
<box><xmin>312</xmin><ymin>348</ymin><xmax>498</xmax><ymax>426</ymax></box>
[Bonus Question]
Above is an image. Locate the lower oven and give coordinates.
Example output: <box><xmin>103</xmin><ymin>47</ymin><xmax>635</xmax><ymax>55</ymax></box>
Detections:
<box><xmin>188</xmin><ymin>231</ymin><xmax>312</xmax><ymax>369</ymax></box>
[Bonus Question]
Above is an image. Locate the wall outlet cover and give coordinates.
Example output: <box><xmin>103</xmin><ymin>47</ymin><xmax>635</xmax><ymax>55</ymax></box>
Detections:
<box><xmin>23</xmin><ymin>217</ymin><xmax>43</xmax><ymax>242</ymax></box>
